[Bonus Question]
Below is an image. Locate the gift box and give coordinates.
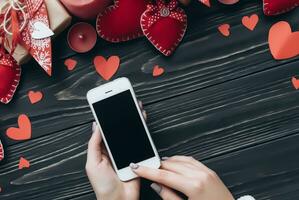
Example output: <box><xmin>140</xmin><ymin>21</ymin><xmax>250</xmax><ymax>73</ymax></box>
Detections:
<box><xmin>3</xmin><ymin>0</ymin><xmax>72</xmax><ymax>65</ymax></box>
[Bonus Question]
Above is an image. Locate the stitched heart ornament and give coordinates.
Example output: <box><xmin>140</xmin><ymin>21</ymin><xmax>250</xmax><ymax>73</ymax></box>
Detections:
<box><xmin>0</xmin><ymin>139</ymin><xmax>4</xmax><ymax>162</ymax></box>
<box><xmin>141</xmin><ymin>0</ymin><xmax>187</xmax><ymax>56</ymax></box>
<box><xmin>96</xmin><ymin>0</ymin><xmax>149</xmax><ymax>42</ymax></box>
<box><xmin>263</xmin><ymin>0</ymin><xmax>299</xmax><ymax>16</ymax></box>
<box><xmin>0</xmin><ymin>53</ymin><xmax>21</xmax><ymax>104</ymax></box>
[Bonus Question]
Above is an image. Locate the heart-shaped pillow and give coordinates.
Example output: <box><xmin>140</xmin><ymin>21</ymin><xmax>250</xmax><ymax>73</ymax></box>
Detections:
<box><xmin>141</xmin><ymin>0</ymin><xmax>187</xmax><ymax>56</ymax></box>
<box><xmin>263</xmin><ymin>0</ymin><xmax>299</xmax><ymax>16</ymax></box>
<box><xmin>96</xmin><ymin>0</ymin><xmax>149</xmax><ymax>42</ymax></box>
<box><xmin>0</xmin><ymin>54</ymin><xmax>21</xmax><ymax>104</ymax></box>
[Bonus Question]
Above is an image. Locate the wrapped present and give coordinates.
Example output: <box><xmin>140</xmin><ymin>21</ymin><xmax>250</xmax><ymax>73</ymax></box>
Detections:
<box><xmin>1</xmin><ymin>0</ymin><xmax>72</xmax><ymax>75</ymax></box>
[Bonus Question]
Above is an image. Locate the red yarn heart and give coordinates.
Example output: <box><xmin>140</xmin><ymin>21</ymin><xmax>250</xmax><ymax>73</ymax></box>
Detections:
<box><xmin>263</xmin><ymin>0</ymin><xmax>299</xmax><ymax>16</ymax></box>
<box><xmin>0</xmin><ymin>54</ymin><xmax>21</xmax><ymax>104</ymax></box>
<box><xmin>141</xmin><ymin>0</ymin><xmax>187</xmax><ymax>56</ymax></box>
<box><xmin>96</xmin><ymin>0</ymin><xmax>149</xmax><ymax>42</ymax></box>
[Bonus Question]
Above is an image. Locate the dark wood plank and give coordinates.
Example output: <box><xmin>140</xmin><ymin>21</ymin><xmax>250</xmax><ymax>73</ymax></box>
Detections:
<box><xmin>2</xmin><ymin>0</ymin><xmax>299</xmax><ymax>145</ymax></box>
<box><xmin>1</xmin><ymin>122</ymin><xmax>299</xmax><ymax>199</ymax></box>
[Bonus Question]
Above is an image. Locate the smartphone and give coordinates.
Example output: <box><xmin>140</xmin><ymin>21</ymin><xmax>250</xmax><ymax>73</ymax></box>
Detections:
<box><xmin>87</xmin><ymin>77</ymin><xmax>160</xmax><ymax>181</ymax></box>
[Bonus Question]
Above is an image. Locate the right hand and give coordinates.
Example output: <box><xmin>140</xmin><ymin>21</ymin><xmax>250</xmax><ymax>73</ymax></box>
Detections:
<box><xmin>130</xmin><ymin>156</ymin><xmax>234</xmax><ymax>200</ymax></box>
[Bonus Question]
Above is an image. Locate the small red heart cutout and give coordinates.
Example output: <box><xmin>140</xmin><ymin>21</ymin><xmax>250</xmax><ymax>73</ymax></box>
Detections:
<box><xmin>263</xmin><ymin>0</ymin><xmax>299</xmax><ymax>16</ymax></box>
<box><xmin>199</xmin><ymin>0</ymin><xmax>211</xmax><ymax>7</ymax></box>
<box><xmin>141</xmin><ymin>0</ymin><xmax>187</xmax><ymax>56</ymax></box>
<box><xmin>94</xmin><ymin>56</ymin><xmax>120</xmax><ymax>80</ymax></box>
<box><xmin>28</xmin><ymin>91</ymin><xmax>43</xmax><ymax>104</ymax></box>
<box><xmin>292</xmin><ymin>77</ymin><xmax>299</xmax><ymax>90</ymax></box>
<box><xmin>6</xmin><ymin>114</ymin><xmax>32</xmax><ymax>141</ymax></box>
<box><xmin>18</xmin><ymin>157</ymin><xmax>30</xmax><ymax>169</ymax></box>
<box><xmin>242</xmin><ymin>14</ymin><xmax>259</xmax><ymax>31</ymax></box>
<box><xmin>96</xmin><ymin>0</ymin><xmax>149</xmax><ymax>42</ymax></box>
<box><xmin>153</xmin><ymin>65</ymin><xmax>165</xmax><ymax>77</ymax></box>
<box><xmin>64</xmin><ymin>59</ymin><xmax>77</xmax><ymax>71</ymax></box>
<box><xmin>218</xmin><ymin>24</ymin><xmax>230</xmax><ymax>37</ymax></box>
<box><xmin>268</xmin><ymin>21</ymin><xmax>299</xmax><ymax>60</ymax></box>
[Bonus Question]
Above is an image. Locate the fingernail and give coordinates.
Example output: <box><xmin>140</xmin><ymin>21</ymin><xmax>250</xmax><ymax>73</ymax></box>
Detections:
<box><xmin>161</xmin><ymin>157</ymin><xmax>169</xmax><ymax>160</ymax></box>
<box><xmin>151</xmin><ymin>183</ymin><xmax>162</xmax><ymax>194</ymax></box>
<box><xmin>130</xmin><ymin>163</ymin><xmax>139</xmax><ymax>170</ymax></box>
<box><xmin>92</xmin><ymin>122</ymin><xmax>96</xmax><ymax>132</ymax></box>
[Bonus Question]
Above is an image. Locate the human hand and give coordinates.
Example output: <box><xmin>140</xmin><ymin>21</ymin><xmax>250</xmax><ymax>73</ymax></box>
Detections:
<box><xmin>86</xmin><ymin>101</ymin><xmax>147</xmax><ymax>200</ymax></box>
<box><xmin>130</xmin><ymin>156</ymin><xmax>234</xmax><ymax>200</ymax></box>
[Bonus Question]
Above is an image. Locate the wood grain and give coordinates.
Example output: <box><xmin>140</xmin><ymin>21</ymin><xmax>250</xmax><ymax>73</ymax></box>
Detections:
<box><xmin>2</xmin><ymin>0</ymin><xmax>299</xmax><ymax>145</ymax></box>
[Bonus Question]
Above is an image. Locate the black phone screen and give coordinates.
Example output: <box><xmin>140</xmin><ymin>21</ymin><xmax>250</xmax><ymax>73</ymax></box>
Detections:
<box><xmin>92</xmin><ymin>90</ymin><xmax>155</xmax><ymax>169</ymax></box>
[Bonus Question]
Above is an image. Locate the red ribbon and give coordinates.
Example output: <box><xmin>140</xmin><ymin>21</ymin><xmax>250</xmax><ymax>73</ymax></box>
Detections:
<box><xmin>146</xmin><ymin>0</ymin><xmax>187</xmax><ymax>28</ymax></box>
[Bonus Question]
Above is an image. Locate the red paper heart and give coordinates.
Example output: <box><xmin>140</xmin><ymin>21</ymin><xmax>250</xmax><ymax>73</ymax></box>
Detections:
<box><xmin>19</xmin><ymin>157</ymin><xmax>30</xmax><ymax>169</ymax></box>
<box><xmin>64</xmin><ymin>59</ymin><xmax>77</xmax><ymax>71</ymax></box>
<box><xmin>292</xmin><ymin>77</ymin><xmax>299</xmax><ymax>89</ymax></box>
<box><xmin>0</xmin><ymin>54</ymin><xmax>21</xmax><ymax>104</ymax></box>
<box><xmin>6</xmin><ymin>114</ymin><xmax>32</xmax><ymax>141</ymax></box>
<box><xmin>28</xmin><ymin>90</ymin><xmax>43</xmax><ymax>104</ymax></box>
<box><xmin>218</xmin><ymin>24</ymin><xmax>230</xmax><ymax>37</ymax></box>
<box><xmin>268</xmin><ymin>21</ymin><xmax>299</xmax><ymax>60</ymax></box>
<box><xmin>199</xmin><ymin>0</ymin><xmax>211</xmax><ymax>7</ymax></box>
<box><xmin>263</xmin><ymin>0</ymin><xmax>299</xmax><ymax>16</ymax></box>
<box><xmin>141</xmin><ymin>0</ymin><xmax>187</xmax><ymax>56</ymax></box>
<box><xmin>0</xmin><ymin>139</ymin><xmax>4</xmax><ymax>162</ymax></box>
<box><xmin>242</xmin><ymin>14</ymin><xmax>259</xmax><ymax>31</ymax></box>
<box><xmin>96</xmin><ymin>0</ymin><xmax>149</xmax><ymax>42</ymax></box>
<box><xmin>153</xmin><ymin>65</ymin><xmax>164</xmax><ymax>77</ymax></box>
<box><xmin>94</xmin><ymin>56</ymin><xmax>120</xmax><ymax>80</ymax></box>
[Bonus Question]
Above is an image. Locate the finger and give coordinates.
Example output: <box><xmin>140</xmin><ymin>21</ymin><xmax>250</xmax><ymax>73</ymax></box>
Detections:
<box><xmin>151</xmin><ymin>183</ymin><xmax>183</xmax><ymax>200</ymax></box>
<box><xmin>130</xmin><ymin>163</ymin><xmax>190</xmax><ymax>193</ymax></box>
<box><xmin>161</xmin><ymin>160</ymin><xmax>198</xmax><ymax>176</ymax></box>
<box><xmin>166</xmin><ymin>156</ymin><xmax>209</xmax><ymax>172</ymax></box>
<box><xmin>142</xmin><ymin>110</ymin><xmax>147</xmax><ymax>120</ymax></box>
<box><xmin>87</xmin><ymin>122</ymin><xmax>103</xmax><ymax>165</ymax></box>
<box><xmin>138</xmin><ymin>100</ymin><xmax>143</xmax><ymax>109</ymax></box>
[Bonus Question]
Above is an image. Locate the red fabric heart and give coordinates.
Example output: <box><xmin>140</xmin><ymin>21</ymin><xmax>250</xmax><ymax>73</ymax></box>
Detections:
<box><xmin>96</xmin><ymin>0</ymin><xmax>149</xmax><ymax>42</ymax></box>
<box><xmin>0</xmin><ymin>54</ymin><xmax>21</xmax><ymax>104</ymax></box>
<box><xmin>0</xmin><ymin>139</ymin><xmax>4</xmax><ymax>162</ymax></box>
<box><xmin>263</xmin><ymin>0</ymin><xmax>299</xmax><ymax>16</ymax></box>
<box><xmin>141</xmin><ymin>0</ymin><xmax>187</xmax><ymax>56</ymax></box>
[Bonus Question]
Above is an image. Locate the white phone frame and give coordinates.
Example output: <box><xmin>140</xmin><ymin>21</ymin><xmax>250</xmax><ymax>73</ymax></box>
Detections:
<box><xmin>87</xmin><ymin>77</ymin><xmax>160</xmax><ymax>181</ymax></box>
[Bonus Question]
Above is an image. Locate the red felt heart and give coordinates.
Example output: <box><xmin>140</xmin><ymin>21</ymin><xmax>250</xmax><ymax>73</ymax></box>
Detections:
<box><xmin>6</xmin><ymin>114</ymin><xmax>32</xmax><ymax>141</ymax></box>
<box><xmin>141</xmin><ymin>0</ymin><xmax>187</xmax><ymax>56</ymax></box>
<box><xmin>263</xmin><ymin>0</ymin><xmax>299</xmax><ymax>16</ymax></box>
<box><xmin>94</xmin><ymin>56</ymin><xmax>120</xmax><ymax>80</ymax></box>
<box><xmin>96</xmin><ymin>0</ymin><xmax>149</xmax><ymax>42</ymax></box>
<box><xmin>0</xmin><ymin>139</ymin><xmax>4</xmax><ymax>162</ymax></box>
<box><xmin>268</xmin><ymin>21</ymin><xmax>299</xmax><ymax>60</ymax></box>
<box><xmin>0</xmin><ymin>54</ymin><xmax>21</xmax><ymax>104</ymax></box>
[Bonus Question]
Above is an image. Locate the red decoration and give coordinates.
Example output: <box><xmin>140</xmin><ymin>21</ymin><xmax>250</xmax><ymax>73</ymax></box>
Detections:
<box><xmin>141</xmin><ymin>0</ymin><xmax>187</xmax><ymax>56</ymax></box>
<box><xmin>0</xmin><ymin>139</ymin><xmax>4</xmax><ymax>162</ymax></box>
<box><xmin>263</xmin><ymin>0</ymin><xmax>299</xmax><ymax>16</ymax></box>
<box><xmin>93</xmin><ymin>55</ymin><xmax>120</xmax><ymax>80</ymax></box>
<box><xmin>96</xmin><ymin>0</ymin><xmax>149</xmax><ymax>42</ymax></box>
<box><xmin>0</xmin><ymin>53</ymin><xmax>21</xmax><ymax>104</ymax></box>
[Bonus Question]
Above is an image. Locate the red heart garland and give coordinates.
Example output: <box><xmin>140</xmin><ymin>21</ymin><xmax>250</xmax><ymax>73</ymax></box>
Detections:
<box><xmin>263</xmin><ymin>0</ymin><xmax>299</xmax><ymax>16</ymax></box>
<box><xmin>141</xmin><ymin>0</ymin><xmax>187</xmax><ymax>56</ymax></box>
<box><xmin>0</xmin><ymin>139</ymin><xmax>4</xmax><ymax>162</ymax></box>
<box><xmin>96</xmin><ymin>0</ymin><xmax>149</xmax><ymax>42</ymax></box>
<box><xmin>0</xmin><ymin>54</ymin><xmax>21</xmax><ymax>104</ymax></box>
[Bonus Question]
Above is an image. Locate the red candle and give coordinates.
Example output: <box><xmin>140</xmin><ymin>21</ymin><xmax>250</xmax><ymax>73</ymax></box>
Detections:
<box><xmin>67</xmin><ymin>23</ymin><xmax>97</xmax><ymax>53</ymax></box>
<box><xmin>60</xmin><ymin>0</ymin><xmax>112</xmax><ymax>20</ymax></box>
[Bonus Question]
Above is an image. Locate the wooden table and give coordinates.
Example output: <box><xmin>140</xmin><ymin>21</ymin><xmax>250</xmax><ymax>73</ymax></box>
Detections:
<box><xmin>1</xmin><ymin>0</ymin><xmax>299</xmax><ymax>199</ymax></box>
